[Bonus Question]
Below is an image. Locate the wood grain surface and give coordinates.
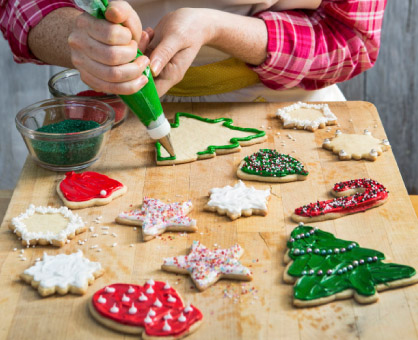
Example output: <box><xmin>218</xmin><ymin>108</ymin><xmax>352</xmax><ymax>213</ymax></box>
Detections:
<box><xmin>0</xmin><ymin>102</ymin><xmax>417</xmax><ymax>340</ymax></box>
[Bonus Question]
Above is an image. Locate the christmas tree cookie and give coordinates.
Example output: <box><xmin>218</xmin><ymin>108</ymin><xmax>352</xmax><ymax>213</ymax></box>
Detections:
<box><xmin>322</xmin><ymin>129</ymin><xmax>391</xmax><ymax>161</ymax></box>
<box><xmin>291</xmin><ymin>179</ymin><xmax>389</xmax><ymax>223</ymax></box>
<box><xmin>284</xmin><ymin>225</ymin><xmax>418</xmax><ymax>307</ymax></box>
<box><xmin>237</xmin><ymin>149</ymin><xmax>309</xmax><ymax>182</ymax></box>
<box><xmin>156</xmin><ymin>112</ymin><xmax>266</xmax><ymax>165</ymax></box>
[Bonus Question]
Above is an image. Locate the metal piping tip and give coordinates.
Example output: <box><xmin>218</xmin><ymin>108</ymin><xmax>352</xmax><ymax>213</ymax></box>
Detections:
<box><xmin>159</xmin><ymin>134</ymin><xmax>175</xmax><ymax>157</ymax></box>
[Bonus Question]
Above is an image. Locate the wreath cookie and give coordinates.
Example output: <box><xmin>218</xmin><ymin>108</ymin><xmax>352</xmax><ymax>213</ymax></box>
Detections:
<box><xmin>10</xmin><ymin>204</ymin><xmax>86</xmax><ymax>247</ymax></box>
<box><xmin>237</xmin><ymin>149</ymin><xmax>309</xmax><ymax>183</ymax></box>
<box><xmin>57</xmin><ymin>171</ymin><xmax>127</xmax><ymax>209</ymax></box>
<box><xmin>291</xmin><ymin>179</ymin><xmax>389</xmax><ymax>223</ymax></box>
<box><xmin>276</xmin><ymin>102</ymin><xmax>337</xmax><ymax>131</ymax></box>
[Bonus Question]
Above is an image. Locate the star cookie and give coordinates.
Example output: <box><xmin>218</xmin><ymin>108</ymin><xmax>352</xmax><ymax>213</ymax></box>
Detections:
<box><xmin>322</xmin><ymin>129</ymin><xmax>391</xmax><ymax>161</ymax></box>
<box><xmin>276</xmin><ymin>102</ymin><xmax>337</xmax><ymax>131</ymax></box>
<box><xmin>204</xmin><ymin>180</ymin><xmax>270</xmax><ymax>220</ymax></box>
<box><xmin>57</xmin><ymin>171</ymin><xmax>127</xmax><ymax>209</ymax></box>
<box><xmin>20</xmin><ymin>251</ymin><xmax>103</xmax><ymax>297</ymax></box>
<box><xmin>162</xmin><ymin>241</ymin><xmax>253</xmax><ymax>291</ymax></box>
<box><xmin>237</xmin><ymin>149</ymin><xmax>309</xmax><ymax>183</ymax></box>
<box><xmin>115</xmin><ymin>197</ymin><xmax>197</xmax><ymax>241</ymax></box>
<box><xmin>10</xmin><ymin>204</ymin><xmax>86</xmax><ymax>247</ymax></box>
<box><xmin>291</xmin><ymin>179</ymin><xmax>389</xmax><ymax>223</ymax></box>
<box><xmin>89</xmin><ymin>280</ymin><xmax>203</xmax><ymax>339</ymax></box>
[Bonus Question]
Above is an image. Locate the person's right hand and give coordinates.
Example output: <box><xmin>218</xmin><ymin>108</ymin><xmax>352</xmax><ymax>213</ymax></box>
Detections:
<box><xmin>68</xmin><ymin>1</ymin><xmax>151</xmax><ymax>95</ymax></box>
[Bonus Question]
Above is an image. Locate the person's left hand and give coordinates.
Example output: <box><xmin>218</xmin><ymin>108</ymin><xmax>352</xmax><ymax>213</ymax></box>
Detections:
<box><xmin>145</xmin><ymin>8</ymin><xmax>215</xmax><ymax>96</ymax></box>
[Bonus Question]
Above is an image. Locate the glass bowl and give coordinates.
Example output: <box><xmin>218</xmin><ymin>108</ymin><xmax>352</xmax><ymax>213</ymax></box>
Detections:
<box><xmin>16</xmin><ymin>98</ymin><xmax>115</xmax><ymax>171</ymax></box>
<box><xmin>48</xmin><ymin>69</ymin><xmax>128</xmax><ymax>127</ymax></box>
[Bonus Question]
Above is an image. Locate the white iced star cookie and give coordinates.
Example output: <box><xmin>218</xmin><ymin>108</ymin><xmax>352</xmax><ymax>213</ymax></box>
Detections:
<box><xmin>20</xmin><ymin>251</ymin><xmax>104</xmax><ymax>297</ymax></box>
<box><xmin>322</xmin><ymin>129</ymin><xmax>391</xmax><ymax>161</ymax></box>
<box><xmin>10</xmin><ymin>204</ymin><xmax>86</xmax><ymax>247</ymax></box>
<box><xmin>276</xmin><ymin>102</ymin><xmax>337</xmax><ymax>131</ymax></box>
<box><xmin>204</xmin><ymin>180</ymin><xmax>270</xmax><ymax>220</ymax></box>
<box><xmin>162</xmin><ymin>241</ymin><xmax>253</xmax><ymax>291</ymax></box>
<box><xmin>115</xmin><ymin>197</ymin><xmax>197</xmax><ymax>241</ymax></box>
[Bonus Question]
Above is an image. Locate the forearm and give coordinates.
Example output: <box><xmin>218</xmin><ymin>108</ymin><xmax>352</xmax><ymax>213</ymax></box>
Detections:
<box><xmin>205</xmin><ymin>10</ymin><xmax>268</xmax><ymax>66</ymax></box>
<box><xmin>28</xmin><ymin>7</ymin><xmax>82</xmax><ymax>68</ymax></box>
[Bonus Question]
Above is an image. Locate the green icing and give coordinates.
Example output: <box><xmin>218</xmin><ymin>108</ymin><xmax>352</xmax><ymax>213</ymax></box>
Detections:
<box><xmin>240</xmin><ymin>149</ymin><xmax>308</xmax><ymax>177</ymax></box>
<box><xmin>287</xmin><ymin>225</ymin><xmax>416</xmax><ymax>301</ymax></box>
<box><xmin>155</xmin><ymin>112</ymin><xmax>265</xmax><ymax>162</ymax></box>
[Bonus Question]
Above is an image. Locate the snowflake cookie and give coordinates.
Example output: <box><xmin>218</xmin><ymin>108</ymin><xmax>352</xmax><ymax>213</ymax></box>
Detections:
<box><xmin>89</xmin><ymin>281</ymin><xmax>203</xmax><ymax>339</ymax></box>
<box><xmin>162</xmin><ymin>241</ymin><xmax>253</xmax><ymax>291</ymax></box>
<box><xmin>237</xmin><ymin>149</ymin><xmax>309</xmax><ymax>183</ymax></box>
<box><xmin>322</xmin><ymin>129</ymin><xmax>391</xmax><ymax>161</ymax></box>
<box><xmin>291</xmin><ymin>179</ymin><xmax>389</xmax><ymax>223</ymax></box>
<box><xmin>20</xmin><ymin>251</ymin><xmax>104</xmax><ymax>297</ymax></box>
<box><xmin>204</xmin><ymin>180</ymin><xmax>270</xmax><ymax>220</ymax></box>
<box><xmin>116</xmin><ymin>197</ymin><xmax>197</xmax><ymax>241</ymax></box>
<box><xmin>10</xmin><ymin>204</ymin><xmax>86</xmax><ymax>247</ymax></box>
<box><xmin>276</xmin><ymin>102</ymin><xmax>337</xmax><ymax>131</ymax></box>
<box><xmin>284</xmin><ymin>225</ymin><xmax>418</xmax><ymax>307</ymax></box>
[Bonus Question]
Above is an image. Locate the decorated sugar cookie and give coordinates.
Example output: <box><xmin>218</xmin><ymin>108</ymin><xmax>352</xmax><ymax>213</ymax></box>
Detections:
<box><xmin>276</xmin><ymin>102</ymin><xmax>337</xmax><ymax>131</ymax></box>
<box><xmin>57</xmin><ymin>171</ymin><xmax>127</xmax><ymax>209</ymax></box>
<box><xmin>10</xmin><ymin>204</ymin><xmax>86</xmax><ymax>247</ymax></box>
<box><xmin>237</xmin><ymin>149</ymin><xmax>309</xmax><ymax>182</ymax></box>
<box><xmin>162</xmin><ymin>241</ymin><xmax>253</xmax><ymax>291</ymax></box>
<box><xmin>284</xmin><ymin>225</ymin><xmax>418</xmax><ymax>307</ymax></box>
<box><xmin>156</xmin><ymin>112</ymin><xmax>266</xmax><ymax>165</ymax></box>
<box><xmin>20</xmin><ymin>251</ymin><xmax>103</xmax><ymax>297</ymax></box>
<box><xmin>116</xmin><ymin>197</ymin><xmax>197</xmax><ymax>241</ymax></box>
<box><xmin>204</xmin><ymin>180</ymin><xmax>270</xmax><ymax>220</ymax></box>
<box><xmin>89</xmin><ymin>281</ymin><xmax>203</xmax><ymax>339</ymax></box>
<box><xmin>291</xmin><ymin>179</ymin><xmax>389</xmax><ymax>223</ymax></box>
<box><xmin>322</xmin><ymin>129</ymin><xmax>391</xmax><ymax>161</ymax></box>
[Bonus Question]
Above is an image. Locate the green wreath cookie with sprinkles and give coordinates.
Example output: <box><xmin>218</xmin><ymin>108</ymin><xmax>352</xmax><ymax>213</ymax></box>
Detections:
<box><xmin>237</xmin><ymin>149</ymin><xmax>309</xmax><ymax>183</ymax></box>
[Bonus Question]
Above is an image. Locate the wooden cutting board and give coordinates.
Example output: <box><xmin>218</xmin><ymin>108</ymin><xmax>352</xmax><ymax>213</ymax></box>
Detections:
<box><xmin>1</xmin><ymin>102</ymin><xmax>417</xmax><ymax>340</ymax></box>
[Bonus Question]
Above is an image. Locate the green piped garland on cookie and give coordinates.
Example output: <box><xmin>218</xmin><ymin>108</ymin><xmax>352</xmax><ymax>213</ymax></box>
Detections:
<box><xmin>286</xmin><ymin>225</ymin><xmax>416</xmax><ymax>302</ymax></box>
<box><xmin>240</xmin><ymin>149</ymin><xmax>308</xmax><ymax>177</ymax></box>
<box><xmin>155</xmin><ymin>112</ymin><xmax>266</xmax><ymax>162</ymax></box>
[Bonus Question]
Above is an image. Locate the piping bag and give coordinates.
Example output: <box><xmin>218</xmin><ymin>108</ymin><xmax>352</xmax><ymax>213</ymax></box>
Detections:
<box><xmin>74</xmin><ymin>0</ymin><xmax>175</xmax><ymax>156</ymax></box>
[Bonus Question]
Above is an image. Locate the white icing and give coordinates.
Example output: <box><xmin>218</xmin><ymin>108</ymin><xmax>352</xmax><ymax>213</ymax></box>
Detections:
<box><xmin>207</xmin><ymin>180</ymin><xmax>270</xmax><ymax>216</ymax></box>
<box><xmin>364</xmin><ymin>129</ymin><xmax>371</xmax><ymax>135</ymax></box>
<box><xmin>144</xmin><ymin>315</ymin><xmax>152</xmax><ymax>324</ymax></box>
<box><xmin>164</xmin><ymin>312</ymin><xmax>173</xmax><ymax>320</ymax></box>
<box><xmin>128</xmin><ymin>303</ymin><xmax>137</xmax><ymax>314</ymax></box>
<box><xmin>339</xmin><ymin>150</ymin><xmax>347</xmax><ymax>157</ymax></box>
<box><xmin>178</xmin><ymin>313</ymin><xmax>186</xmax><ymax>322</ymax></box>
<box><xmin>127</xmin><ymin>286</ymin><xmax>135</xmax><ymax>294</ymax></box>
<box><xmin>276</xmin><ymin>102</ymin><xmax>337</xmax><ymax>130</ymax></box>
<box><xmin>335</xmin><ymin>129</ymin><xmax>342</xmax><ymax>135</ymax></box>
<box><xmin>105</xmin><ymin>286</ymin><xmax>115</xmax><ymax>293</ymax></box>
<box><xmin>370</xmin><ymin>149</ymin><xmax>378</xmax><ymax>157</ymax></box>
<box><xmin>383</xmin><ymin>139</ymin><xmax>390</xmax><ymax>146</ymax></box>
<box><xmin>110</xmin><ymin>303</ymin><xmax>119</xmax><ymax>313</ymax></box>
<box><xmin>184</xmin><ymin>304</ymin><xmax>193</xmax><ymax>313</ymax></box>
<box><xmin>23</xmin><ymin>251</ymin><xmax>101</xmax><ymax>290</ymax></box>
<box><xmin>139</xmin><ymin>293</ymin><xmax>148</xmax><ymax>301</ymax></box>
<box><xmin>146</xmin><ymin>287</ymin><xmax>154</xmax><ymax>294</ymax></box>
<box><xmin>100</xmin><ymin>190</ymin><xmax>107</xmax><ymax>197</ymax></box>
<box><xmin>122</xmin><ymin>294</ymin><xmax>130</xmax><ymax>302</ymax></box>
<box><xmin>11</xmin><ymin>205</ymin><xmax>85</xmax><ymax>244</ymax></box>
<box><xmin>97</xmin><ymin>295</ymin><xmax>106</xmax><ymax>304</ymax></box>
<box><xmin>147</xmin><ymin>279</ymin><xmax>155</xmax><ymax>286</ymax></box>
<box><xmin>163</xmin><ymin>321</ymin><xmax>172</xmax><ymax>332</ymax></box>
<box><xmin>323</xmin><ymin>138</ymin><xmax>330</xmax><ymax>145</ymax></box>
<box><xmin>153</xmin><ymin>298</ymin><xmax>162</xmax><ymax>307</ymax></box>
<box><xmin>164</xmin><ymin>282</ymin><xmax>171</xmax><ymax>290</ymax></box>
<box><xmin>167</xmin><ymin>294</ymin><xmax>176</xmax><ymax>303</ymax></box>
<box><xmin>148</xmin><ymin>308</ymin><xmax>156</xmax><ymax>317</ymax></box>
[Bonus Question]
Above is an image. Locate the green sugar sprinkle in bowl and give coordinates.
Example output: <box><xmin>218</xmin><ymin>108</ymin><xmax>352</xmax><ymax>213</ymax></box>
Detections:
<box><xmin>16</xmin><ymin>98</ymin><xmax>115</xmax><ymax>171</ymax></box>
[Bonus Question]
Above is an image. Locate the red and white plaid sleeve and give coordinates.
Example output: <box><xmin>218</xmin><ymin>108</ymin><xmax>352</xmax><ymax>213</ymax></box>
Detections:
<box><xmin>0</xmin><ymin>0</ymin><xmax>76</xmax><ymax>64</ymax></box>
<box><xmin>251</xmin><ymin>0</ymin><xmax>387</xmax><ymax>90</ymax></box>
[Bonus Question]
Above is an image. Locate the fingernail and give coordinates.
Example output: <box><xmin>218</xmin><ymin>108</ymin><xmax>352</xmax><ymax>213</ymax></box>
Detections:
<box><xmin>138</xmin><ymin>75</ymin><xmax>149</xmax><ymax>87</ymax></box>
<box><xmin>139</xmin><ymin>56</ymin><xmax>150</xmax><ymax>68</ymax></box>
<box><xmin>150</xmin><ymin>59</ymin><xmax>161</xmax><ymax>75</ymax></box>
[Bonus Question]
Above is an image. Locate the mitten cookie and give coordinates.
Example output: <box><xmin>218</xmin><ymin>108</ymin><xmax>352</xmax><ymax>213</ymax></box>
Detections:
<box><xmin>284</xmin><ymin>225</ymin><xmax>418</xmax><ymax>307</ymax></box>
<box><xmin>237</xmin><ymin>149</ymin><xmax>308</xmax><ymax>182</ymax></box>
<box><xmin>162</xmin><ymin>241</ymin><xmax>253</xmax><ymax>291</ymax></box>
<box><xmin>89</xmin><ymin>281</ymin><xmax>203</xmax><ymax>339</ymax></box>
<box><xmin>291</xmin><ymin>179</ymin><xmax>389</xmax><ymax>223</ymax></box>
<box><xmin>57</xmin><ymin>171</ymin><xmax>127</xmax><ymax>209</ymax></box>
<box><xmin>10</xmin><ymin>204</ymin><xmax>86</xmax><ymax>247</ymax></box>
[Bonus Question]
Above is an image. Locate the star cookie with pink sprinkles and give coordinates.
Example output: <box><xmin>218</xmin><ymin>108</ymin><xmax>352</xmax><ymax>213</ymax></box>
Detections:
<box><xmin>162</xmin><ymin>241</ymin><xmax>253</xmax><ymax>291</ymax></box>
<box><xmin>116</xmin><ymin>197</ymin><xmax>197</xmax><ymax>241</ymax></box>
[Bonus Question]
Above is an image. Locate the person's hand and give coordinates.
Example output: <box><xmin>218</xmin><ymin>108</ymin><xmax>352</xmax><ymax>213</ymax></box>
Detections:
<box><xmin>146</xmin><ymin>8</ymin><xmax>215</xmax><ymax>96</ymax></box>
<box><xmin>68</xmin><ymin>1</ymin><xmax>152</xmax><ymax>95</ymax></box>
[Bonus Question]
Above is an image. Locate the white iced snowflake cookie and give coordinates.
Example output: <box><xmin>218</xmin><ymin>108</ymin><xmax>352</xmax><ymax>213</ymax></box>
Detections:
<box><xmin>20</xmin><ymin>251</ymin><xmax>104</xmax><ymax>297</ymax></box>
<box><xmin>204</xmin><ymin>180</ymin><xmax>270</xmax><ymax>220</ymax></box>
<box><xmin>10</xmin><ymin>204</ymin><xmax>86</xmax><ymax>247</ymax></box>
<box><xmin>276</xmin><ymin>102</ymin><xmax>337</xmax><ymax>131</ymax></box>
<box><xmin>322</xmin><ymin>129</ymin><xmax>391</xmax><ymax>161</ymax></box>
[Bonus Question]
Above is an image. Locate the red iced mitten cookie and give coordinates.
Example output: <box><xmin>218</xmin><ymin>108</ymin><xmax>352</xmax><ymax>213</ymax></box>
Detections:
<box><xmin>89</xmin><ymin>281</ymin><xmax>203</xmax><ymax>339</ymax></box>
<box><xmin>57</xmin><ymin>171</ymin><xmax>127</xmax><ymax>209</ymax></box>
<box><xmin>291</xmin><ymin>179</ymin><xmax>389</xmax><ymax>223</ymax></box>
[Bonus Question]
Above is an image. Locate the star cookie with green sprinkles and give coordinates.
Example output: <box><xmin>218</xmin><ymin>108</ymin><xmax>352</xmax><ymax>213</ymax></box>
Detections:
<box><xmin>162</xmin><ymin>241</ymin><xmax>253</xmax><ymax>291</ymax></box>
<box><xmin>237</xmin><ymin>149</ymin><xmax>309</xmax><ymax>183</ymax></box>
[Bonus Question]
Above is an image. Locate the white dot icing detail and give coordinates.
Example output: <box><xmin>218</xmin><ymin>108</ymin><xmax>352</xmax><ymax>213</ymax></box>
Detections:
<box><xmin>163</xmin><ymin>321</ymin><xmax>172</xmax><ymax>332</ymax></box>
<box><xmin>127</xmin><ymin>286</ymin><xmax>135</xmax><ymax>294</ymax></box>
<box><xmin>184</xmin><ymin>304</ymin><xmax>193</xmax><ymax>313</ymax></box>
<box><xmin>383</xmin><ymin>139</ymin><xmax>390</xmax><ymax>146</ymax></box>
<box><xmin>122</xmin><ymin>294</ymin><xmax>130</xmax><ymax>302</ymax></box>
<box><xmin>153</xmin><ymin>298</ymin><xmax>162</xmax><ymax>308</ymax></box>
<box><xmin>128</xmin><ymin>303</ymin><xmax>137</xmax><ymax>314</ymax></box>
<box><xmin>105</xmin><ymin>286</ymin><xmax>115</xmax><ymax>293</ymax></box>
<box><xmin>364</xmin><ymin>129</ymin><xmax>371</xmax><ymax>135</ymax></box>
<box><xmin>147</xmin><ymin>279</ymin><xmax>155</xmax><ymax>286</ymax></box>
<box><xmin>139</xmin><ymin>293</ymin><xmax>148</xmax><ymax>301</ymax></box>
<box><xmin>339</xmin><ymin>149</ymin><xmax>347</xmax><ymax>157</ymax></box>
<box><xmin>97</xmin><ymin>295</ymin><xmax>106</xmax><ymax>304</ymax></box>
<box><xmin>146</xmin><ymin>286</ymin><xmax>154</xmax><ymax>294</ymax></box>
<box><xmin>370</xmin><ymin>149</ymin><xmax>378</xmax><ymax>157</ymax></box>
<box><xmin>164</xmin><ymin>282</ymin><xmax>171</xmax><ymax>290</ymax></box>
<box><xmin>335</xmin><ymin>129</ymin><xmax>342</xmax><ymax>135</ymax></box>
<box><xmin>110</xmin><ymin>303</ymin><xmax>119</xmax><ymax>313</ymax></box>
<box><xmin>144</xmin><ymin>315</ymin><xmax>152</xmax><ymax>324</ymax></box>
<box><xmin>167</xmin><ymin>294</ymin><xmax>176</xmax><ymax>303</ymax></box>
<box><xmin>148</xmin><ymin>308</ymin><xmax>156</xmax><ymax>317</ymax></box>
<box><xmin>100</xmin><ymin>190</ymin><xmax>107</xmax><ymax>197</ymax></box>
<box><xmin>323</xmin><ymin>138</ymin><xmax>330</xmax><ymax>144</ymax></box>
<box><xmin>164</xmin><ymin>312</ymin><xmax>173</xmax><ymax>320</ymax></box>
<box><xmin>178</xmin><ymin>313</ymin><xmax>186</xmax><ymax>322</ymax></box>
